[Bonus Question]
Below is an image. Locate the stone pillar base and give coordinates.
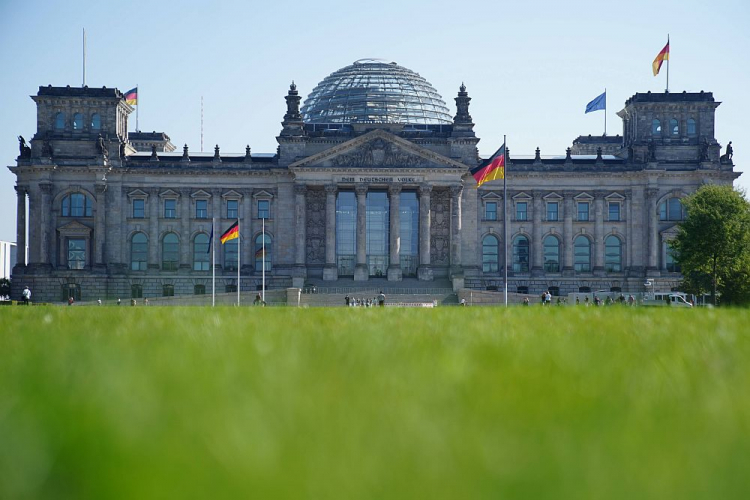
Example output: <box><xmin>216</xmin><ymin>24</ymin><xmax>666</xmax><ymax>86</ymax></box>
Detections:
<box><xmin>323</xmin><ymin>264</ymin><xmax>338</xmax><ymax>281</ymax></box>
<box><xmin>292</xmin><ymin>276</ymin><xmax>305</xmax><ymax>288</ymax></box>
<box><xmin>593</xmin><ymin>266</ymin><xmax>606</xmax><ymax>277</ymax></box>
<box><xmin>418</xmin><ymin>265</ymin><xmax>433</xmax><ymax>281</ymax></box>
<box><xmin>387</xmin><ymin>265</ymin><xmax>402</xmax><ymax>281</ymax></box>
<box><xmin>645</xmin><ymin>267</ymin><xmax>660</xmax><ymax>276</ymax></box>
<box><xmin>562</xmin><ymin>267</ymin><xmax>575</xmax><ymax>277</ymax></box>
<box><xmin>354</xmin><ymin>264</ymin><xmax>369</xmax><ymax>281</ymax></box>
<box><xmin>286</xmin><ymin>287</ymin><xmax>301</xmax><ymax>307</ymax></box>
<box><xmin>531</xmin><ymin>266</ymin><xmax>544</xmax><ymax>277</ymax></box>
<box><xmin>452</xmin><ymin>276</ymin><xmax>465</xmax><ymax>292</ymax></box>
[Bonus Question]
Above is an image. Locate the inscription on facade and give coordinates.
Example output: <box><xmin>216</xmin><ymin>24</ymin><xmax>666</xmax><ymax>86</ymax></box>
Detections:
<box><xmin>335</xmin><ymin>176</ymin><xmax>424</xmax><ymax>184</ymax></box>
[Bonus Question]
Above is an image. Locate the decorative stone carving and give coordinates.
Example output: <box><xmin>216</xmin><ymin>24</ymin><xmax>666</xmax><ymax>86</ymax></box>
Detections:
<box><xmin>430</xmin><ymin>188</ymin><xmax>450</xmax><ymax>265</ymax></box>
<box><xmin>305</xmin><ymin>188</ymin><xmax>326</xmax><ymax>264</ymax></box>
<box><xmin>332</xmin><ymin>138</ymin><xmax>428</xmax><ymax>167</ymax></box>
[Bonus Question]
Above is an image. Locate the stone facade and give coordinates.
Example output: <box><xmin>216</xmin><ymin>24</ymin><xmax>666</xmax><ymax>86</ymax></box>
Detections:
<box><xmin>8</xmin><ymin>80</ymin><xmax>740</xmax><ymax>303</ymax></box>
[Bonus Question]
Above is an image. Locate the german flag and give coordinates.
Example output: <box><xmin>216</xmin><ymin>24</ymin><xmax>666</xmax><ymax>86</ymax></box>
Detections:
<box><xmin>220</xmin><ymin>221</ymin><xmax>239</xmax><ymax>244</ymax></box>
<box><xmin>471</xmin><ymin>144</ymin><xmax>505</xmax><ymax>187</ymax></box>
<box><xmin>652</xmin><ymin>39</ymin><xmax>669</xmax><ymax>76</ymax></box>
<box><xmin>124</xmin><ymin>87</ymin><xmax>138</xmax><ymax>106</ymax></box>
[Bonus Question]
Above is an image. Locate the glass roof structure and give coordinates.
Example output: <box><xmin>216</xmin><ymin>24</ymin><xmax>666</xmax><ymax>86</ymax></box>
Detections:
<box><xmin>301</xmin><ymin>59</ymin><xmax>453</xmax><ymax>125</ymax></box>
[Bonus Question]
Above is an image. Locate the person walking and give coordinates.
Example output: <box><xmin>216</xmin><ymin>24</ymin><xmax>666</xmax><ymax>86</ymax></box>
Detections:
<box><xmin>377</xmin><ymin>290</ymin><xmax>385</xmax><ymax>307</ymax></box>
<box><xmin>22</xmin><ymin>286</ymin><xmax>31</xmax><ymax>305</ymax></box>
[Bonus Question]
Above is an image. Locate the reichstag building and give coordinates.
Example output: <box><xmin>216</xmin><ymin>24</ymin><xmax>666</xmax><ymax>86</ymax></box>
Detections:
<box><xmin>9</xmin><ymin>59</ymin><xmax>739</xmax><ymax>302</ymax></box>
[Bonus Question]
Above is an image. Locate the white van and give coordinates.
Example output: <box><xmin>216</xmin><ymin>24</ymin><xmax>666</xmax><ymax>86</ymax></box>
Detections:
<box><xmin>643</xmin><ymin>292</ymin><xmax>693</xmax><ymax>308</ymax></box>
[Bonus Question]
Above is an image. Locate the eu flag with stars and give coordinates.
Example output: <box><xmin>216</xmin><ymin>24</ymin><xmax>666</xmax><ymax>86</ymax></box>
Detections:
<box><xmin>585</xmin><ymin>91</ymin><xmax>606</xmax><ymax>113</ymax></box>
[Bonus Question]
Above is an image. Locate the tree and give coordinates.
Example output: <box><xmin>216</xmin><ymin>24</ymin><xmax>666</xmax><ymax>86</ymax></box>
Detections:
<box><xmin>672</xmin><ymin>185</ymin><xmax>750</xmax><ymax>306</ymax></box>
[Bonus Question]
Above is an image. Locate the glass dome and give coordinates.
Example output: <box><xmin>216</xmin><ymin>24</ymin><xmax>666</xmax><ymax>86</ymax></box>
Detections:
<box><xmin>301</xmin><ymin>59</ymin><xmax>453</xmax><ymax>125</ymax></box>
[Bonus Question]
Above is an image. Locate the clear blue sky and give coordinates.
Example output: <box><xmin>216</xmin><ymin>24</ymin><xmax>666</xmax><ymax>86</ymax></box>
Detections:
<box><xmin>1</xmin><ymin>0</ymin><xmax>748</xmax><ymax>242</ymax></box>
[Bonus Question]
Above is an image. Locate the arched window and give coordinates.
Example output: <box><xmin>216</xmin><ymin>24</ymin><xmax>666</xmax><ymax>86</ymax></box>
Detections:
<box><xmin>91</xmin><ymin>113</ymin><xmax>101</xmax><ymax>130</ymax></box>
<box><xmin>61</xmin><ymin>193</ymin><xmax>92</xmax><ymax>217</ymax></box>
<box><xmin>574</xmin><ymin>236</ymin><xmax>591</xmax><ymax>272</ymax></box>
<box><xmin>512</xmin><ymin>236</ymin><xmax>529</xmax><ymax>273</ymax></box>
<box><xmin>652</xmin><ymin>118</ymin><xmax>661</xmax><ymax>136</ymax></box>
<box><xmin>193</xmin><ymin>233</ymin><xmax>209</xmax><ymax>271</ymax></box>
<box><xmin>55</xmin><ymin>112</ymin><xmax>65</xmax><ymax>130</ymax></box>
<box><xmin>482</xmin><ymin>234</ymin><xmax>499</xmax><ymax>273</ymax></box>
<box><xmin>659</xmin><ymin>198</ymin><xmax>685</xmax><ymax>221</ymax></box>
<box><xmin>131</xmin><ymin>232</ymin><xmax>148</xmax><ymax>271</ymax></box>
<box><xmin>543</xmin><ymin>235</ymin><xmax>560</xmax><ymax>272</ymax></box>
<box><xmin>162</xmin><ymin>233</ymin><xmax>179</xmax><ymax>271</ymax></box>
<box><xmin>666</xmin><ymin>242</ymin><xmax>680</xmax><ymax>272</ymax></box>
<box><xmin>224</xmin><ymin>239</ymin><xmax>238</xmax><ymax>271</ymax></box>
<box><xmin>687</xmin><ymin>118</ymin><xmax>697</xmax><ymax>136</ymax></box>
<box><xmin>670</xmin><ymin>118</ymin><xmax>679</xmax><ymax>136</ymax></box>
<box><xmin>255</xmin><ymin>234</ymin><xmax>272</xmax><ymax>271</ymax></box>
<box><xmin>604</xmin><ymin>235</ymin><xmax>622</xmax><ymax>272</ymax></box>
<box><xmin>73</xmin><ymin>113</ymin><xmax>83</xmax><ymax>131</ymax></box>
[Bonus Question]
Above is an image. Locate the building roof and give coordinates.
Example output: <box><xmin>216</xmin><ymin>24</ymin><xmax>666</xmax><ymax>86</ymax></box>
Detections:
<box><xmin>301</xmin><ymin>59</ymin><xmax>453</xmax><ymax>125</ymax></box>
<box><xmin>572</xmin><ymin>135</ymin><xmax>623</xmax><ymax>145</ymax></box>
<box><xmin>625</xmin><ymin>91</ymin><xmax>715</xmax><ymax>105</ymax></box>
<box><xmin>129</xmin><ymin>131</ymin><xmax>172</xmax><ymax>141</ymax></box>
<box><xmin>37</xmin><ymin>85</ymin><xmax>124</xmax><ymax>99</ymax></box>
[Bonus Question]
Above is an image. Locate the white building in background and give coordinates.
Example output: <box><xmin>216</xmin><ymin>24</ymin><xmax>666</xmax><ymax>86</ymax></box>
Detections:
<box><xmin>0</xmin><ymin>240</ymin><xmax>17</xmax><ymax>280</ymax></box>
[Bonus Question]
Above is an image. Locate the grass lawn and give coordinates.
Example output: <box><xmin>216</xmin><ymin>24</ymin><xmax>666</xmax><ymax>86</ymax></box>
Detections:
<box><xmin>1</xmin><ymin>306</ymin><xmax>749</xmax><ymax>499</ymax></box>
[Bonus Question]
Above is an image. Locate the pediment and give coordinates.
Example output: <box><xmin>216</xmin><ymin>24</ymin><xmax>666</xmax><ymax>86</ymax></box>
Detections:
<box><xmin>57</xmin><ymin>221</ymin><xmax>92</xmax><ymax>235</ymax></box>
<box><xmin>575</xmin><ymin>192</ymin><xmax>594</xmax><ymax>201</ymax></box>
<box><xmin>222</xmin><ymin>190</ymin><xmax>243</xmax><ymax>199</ymax></box>
<box><xmin>605</xmin><ymin>192</ymin><xmax>625</xmax><ymax>201</ymax></box>
<box><xmin>191</xmin><ymin>189</ymin><xmax>211</xmax><ymax>199</ymax></box>
<box><xmin>289</xmin><ymin>129</ymin><xmax>468</xmax><ymax>170</ymax></box>
<box><xmin>481</xmin><ymin>192</ymin><xmax>503</xmax><ymax>200</ymax></box>
<box><xmin>253</xmin><ymin>190</ymin><xmax>273</xmax><ymax>199</ymax></box>
<box><xmin>543</xmin><ymin>192</ymin><xmax>563</xmax><ymax>201</ymax></box>
<box><xmin>127</xmin><ymin>189</ymin><xmax>148</xmax><ymax>198</ymax></box>
<box><xmin>159</xmin><ymin>189</ymin><xmax>180</xmax><ymax>198</ymax></box>
<box><xmin>512</xmin><ymin>192</ymin><xmax>531</xmax><ymax>201</ymax></box>
<box><xmin>660</xmin><ymin>224</ymin><xmax>680</xmax><ymax>239</ymax></box>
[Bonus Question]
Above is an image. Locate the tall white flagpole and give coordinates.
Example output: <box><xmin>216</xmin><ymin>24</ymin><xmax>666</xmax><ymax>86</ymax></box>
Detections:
<box><xmin>136</xmin><ymin>84</ymin><xmax>139</xmax><ymax>132</ymax></box>
<box><xmin>237</xmin><ymin>218</ymin><xmax>241</xmax><ymax>306</ymax></box>
<box><xmin>82</xmin><ymin>28</ymin><xmax>86</xmax><ymax>87</ymax></box>
<box><xmin>604</xmin><ymin>88</ymin><xmax>607</xmax><ymax>136</ymax></box>
<box><xmin>503</xmin><ymin>135</ymin><xmax>508</xmax><ymax>307</ymax></box>
<box><xmin>212</xmin><ymin>217</ymin><xmax>216</xmax><ymax>307</ymax></box>
<box><xmin>262</xmin><ymin>218</ymin><xmax>266</xmax><ymax>303</ymax></box>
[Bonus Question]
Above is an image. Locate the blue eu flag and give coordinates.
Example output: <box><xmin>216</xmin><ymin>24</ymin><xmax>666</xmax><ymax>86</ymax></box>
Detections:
<box><xmin>585</xmin><ymin>91</ymin><xmax>606</xmax><ymax>113</ymax></box>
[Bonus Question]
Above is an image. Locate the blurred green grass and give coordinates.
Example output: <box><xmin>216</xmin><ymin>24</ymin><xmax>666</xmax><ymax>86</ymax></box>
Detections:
<box><xmin>1</xmin><ymin>307</ymin><xmax>749</xmax><ymax>499</ymax></box>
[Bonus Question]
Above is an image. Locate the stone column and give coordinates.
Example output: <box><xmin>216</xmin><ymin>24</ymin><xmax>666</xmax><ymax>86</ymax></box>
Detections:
<box><xmin>387</xmin><ymin>185</ymin><xmax>402</xmax><ymax>281</ymax></box>
<box><xmin>211</xmin><ymin>189</ymin><xmax>222</xmax><ymax>270</ymax></box>
<box><xmin>450</xmin><ymin>184</ymin><xmax>463</xmax><ymax>277</ymax></box>
<box><xmin>293</xmin><ymin>184</ymin><xmax>307</xmax><ymax>286</ymax></box>
<box><xmin>531</xmin><ymin>190</ymin><xmax>543</xmax><ymax>276</ymax></box>
<box><xmin>323</xmin><ymin>184</ymin><xmax>338</xmax><ymax>281</ymax></box>
<box><xmin>243</xmin><ymin>190</ymin><xmax>253</xmax><ymax>271</ymax></box>
<box><xmin>630</xmin><ymin>187</ymin><xmax>645</xmax><ymax>273</ymax></box>
<box><xmin>354</xmin><ymin>185</ymin><xmax>368</xmax><ymax>281</ymax></box>
<box><xmin>15</xmin><ymin>186</ymin><xmax>26</xmax><ymax>267</ymax></box>
<box><xmin>148</xmin><ymin>188</ymin><xmax>159</xmax><ymax>269</ymax></box>
<box><xmin>417</xmin><ymin>184</ymin><xmax>433</xmax><ymax>281</ymax></box>
<box><xmin>562</xmin><ymin>191</ymin><xmax>574</xmax><ymax>276</ymax></box>
<box><xmin>593</xmin><ymin>191</ymin><xmax>605</xmax><ymax>275</ymax></box>
<box><xmin>624</xmin><ymin>190</ymin><xmax>632</xmax><ymax>270</ymax></box>
<box><xmin>95</xmin><ymin>183</ymin><xmax>107</xmax><ymax>268</ymax></box>
<box><xmin>180</xmin><ymin>189</ymin><xmax>190</xmax><ymax>269</ymax></box>
<box><xmin>39</xmin><ymin>183</ymin><xmax>52</xmax><ymax>266</ymax></box>
<box><xmin>646</xmin><ymin>188</ymin><xmax>660</xmax><ymax>272</ymax></box>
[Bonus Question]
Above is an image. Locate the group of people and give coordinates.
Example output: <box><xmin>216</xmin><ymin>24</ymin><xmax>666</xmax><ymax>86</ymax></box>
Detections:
<box><xmin>574</xmin><ymin>294</ymin><xmax>637</xmax><ymax>307</ymax></box>
<box><xmin>345</xmin><ymin>291</ymin><xmax>386</xmax><ymax>307</ymax></box>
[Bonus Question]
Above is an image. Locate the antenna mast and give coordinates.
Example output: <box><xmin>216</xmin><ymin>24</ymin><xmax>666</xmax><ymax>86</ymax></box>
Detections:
<box><xmin>82</xmin><ymin>28</ymin><xmax>86</xmax><ymax>87</ymax></box>
<box><xmin>201</xmin><ymin>96</ymin><xmax>204</xmax><ymax>152</ymax></box>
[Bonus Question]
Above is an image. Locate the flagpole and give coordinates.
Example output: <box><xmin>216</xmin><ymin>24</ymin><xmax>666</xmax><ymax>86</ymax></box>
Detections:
<box><xmin>503</xmin><ymin>134</ymin><xmax>508</xmax><ymax>308</ymax></box>
<box><xmin>82</xmin><ymin>28</ymin><xmax>86</xmax><ymax>88</ymax></box>
<box><xmin>237</xmin><ymin>218</ymin><xmax>241</xmax><ymax>306</ymax></box>
<box><xmin>262</xmin><ymin>218</ymin><xmax>266</xmax><ymax>303</ymax></box>
<box><xmin>212</xmin><ymin>217</ymin><xmax>216</xmax><ymax>307</ymax></box>
<box><xmin>604</xmin><ymin>88</ymin><xmax>607</xmax><ymax>136</ymax></box>
<box><xmin>666</xmin><ymin>34</ymin><xmax>670</xmax><ymax>93</ymax></box>
<box><xmin>136</xmin><ymin>84</ymin><xmax>139</xmax><ymax>132</ymax></box>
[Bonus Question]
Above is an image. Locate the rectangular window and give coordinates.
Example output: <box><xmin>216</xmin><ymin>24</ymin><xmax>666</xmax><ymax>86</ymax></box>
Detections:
<box><xmin>164</xmin><ymin>199</ymin><xmax>176</xmax><ymax>219</ymax></box>
<box><xmin>132</xmin><ymin>199</ymin><xmax>145</xmax><ymax>218</ymax></box>
<box><xmin>195</xmin><ymin>200</ymin><xmax>208</xmax><ymax>219</ymax></box>
<box><xmin>608</xmin><ymin>202</ymin><xmax>621</xmax><ymax>221</ymax></box>
<box><xmin>67</xmin><ymin>238</ymin><xmax>86</xmax><ymax>270</ymax></box>
<box><xmin>227</xmin><ymin>200</ymin><xmax>238</xmax><ymax>219</ymax></box>
<box><xmin>162</xmin><ymin>284</ymin><xmax>174</xmax><ymax>297</ymax></box>
<box><xmin>577</xmin><ymin>202</ymin><xmax>590</xmax><ymax>221</ymax></box>
<box><xmin>546</xmin><ymin>202</ymin><xmax>559</xmax><ymax>221</ymax></box>
<box><xmin>516</xmin><ymin>202</ymin><xmax>527</xmax><ymax>221</ymax></box>
<box><xmin>258</xmin><ymin>200</ymin><xmax>270</xmax><ymax>219</ymax></box>
<box><xmin>485</xmin><ymin>202</ymin><xmax>497</xmax><ymax>221</ymax></box>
